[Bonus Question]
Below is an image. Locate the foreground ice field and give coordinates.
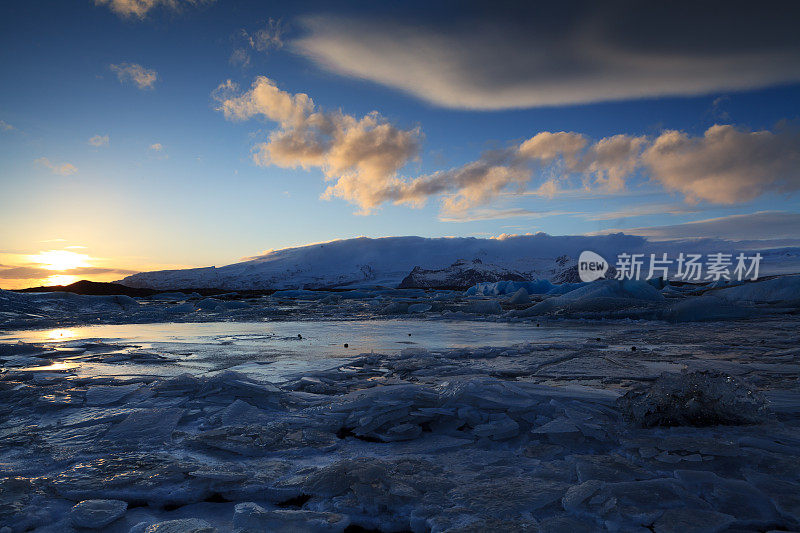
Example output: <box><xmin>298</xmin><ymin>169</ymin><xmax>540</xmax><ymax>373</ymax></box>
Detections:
<box><xmin>1</xmin><ymin>279</ymin><xmax>800</xmax><ymax>532</ymax></box>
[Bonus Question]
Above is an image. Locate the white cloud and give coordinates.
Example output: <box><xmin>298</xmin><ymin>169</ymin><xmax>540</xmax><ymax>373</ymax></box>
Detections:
<box><xmin>214</xmin><ymin>76</ymin><xmax>421</xmax><ymax>214</ymax></box>
<box><xmin>88</xmin><ymin>135</ymin><xmax>109</xmax><ymax>147</ymax></box>
<box><xmin>95</xmin><ymin>0</ymin><xmax>212</xmax><ymax>19</ymax></box>
<box><xmin>149</xmin><ymin>143</ymin><xmax>163</xmax><ymax>151</ymax></box>
<box><xmin>110</xmin><ymin>62</ymin><xmax>157</xmax><ymax>90</ymax></box>
<box><xmin>35</xmin><ymin>157</ymin><xmax>77</xmax><ymax>176</ymax></box>
<box><xmin>642</xmin><ymin>124</ymin><xmax>800</xmax><ymax>204</ymax></box>
<box><xmin>294</xmin><ymin>8</ymin><xmax>800</xmax><ymax>110</ymax></box>
<box><xmin>0</xmin><ymin>120</ymin><xmax>14</xmax><ymax>131</ymax></box>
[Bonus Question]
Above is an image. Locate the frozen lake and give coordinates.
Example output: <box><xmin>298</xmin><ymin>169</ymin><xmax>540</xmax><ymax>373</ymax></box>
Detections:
<box><xmin>2</xmin><ymin>313</ymin><xmax>800</xmax><ymax>532</ymax></box>
<box><xmin>0</xmin><ymin>319</ymin><xmax>603</xmax><ymax>381</ymax></box>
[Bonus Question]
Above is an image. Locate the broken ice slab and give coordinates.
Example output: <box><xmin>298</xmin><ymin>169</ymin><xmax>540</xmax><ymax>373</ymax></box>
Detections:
<box><xmin>105</xmin><ymin>407</ymin><xmax>184</xmax><ymax>444</ymax></box>
<box><xmin>69</xmin><ymin>499</ymin><xmax>128</xmax><ymax>529</ymax></box>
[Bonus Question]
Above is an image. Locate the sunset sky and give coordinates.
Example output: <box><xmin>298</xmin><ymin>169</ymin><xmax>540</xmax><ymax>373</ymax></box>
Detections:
<box><xmin>1</xmin><ymin>0</ymin><xmax>799</xmax><ymax>288</ymax></box>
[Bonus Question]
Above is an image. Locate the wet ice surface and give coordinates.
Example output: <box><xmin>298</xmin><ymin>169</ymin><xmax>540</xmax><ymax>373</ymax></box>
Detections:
<box><xmin>2</xmin><ymin>313</ymin><xmax>800</xmax><ymax>532</ymax></box>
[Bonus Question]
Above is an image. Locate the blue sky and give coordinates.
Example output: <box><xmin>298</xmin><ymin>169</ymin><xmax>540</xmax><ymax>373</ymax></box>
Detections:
<box><xmin>1</xmin><ymin>0</ymin><xmax>799</xmax><ymax>288</ymax></box>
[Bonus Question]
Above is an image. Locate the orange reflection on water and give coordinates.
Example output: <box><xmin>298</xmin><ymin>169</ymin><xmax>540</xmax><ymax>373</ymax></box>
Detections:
<box><xmin>21</xmin><ymin>361</ymin><xmax>78</xmax><ymax>372</ymax></box>
<box><xmin>45</xmin><ymin>328</ymin><xmax>77</xmax><ymax>341</ymax></box>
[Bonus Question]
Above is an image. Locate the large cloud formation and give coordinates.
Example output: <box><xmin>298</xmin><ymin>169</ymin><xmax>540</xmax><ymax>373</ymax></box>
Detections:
<box><xmin>294</xmin><ymin>2</ymin><xmax>800</xmax><ymax>109</ymax></box>
<box><xmin>217</xmin><ymin>78</ymin><xmax>800</xmax><ymax>215</ymax></box>
<box><xmin>214</xmin><ymin>77</ymin><xmax>421</xmax><ymax>213</ymax></box>
<box><xmin>402</xmin><ymin>124</ymin><xmax>800</xmax><ymax>214</ymax></box>
<box><xmin>642</xmin><ymin>124</ymin><xmax>800</xmax><ymax>204</ymax></box>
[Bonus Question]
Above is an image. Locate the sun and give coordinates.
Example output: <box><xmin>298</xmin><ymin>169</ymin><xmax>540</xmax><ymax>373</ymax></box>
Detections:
<box><xmin>28</xmin><ymin>250</ymin><xmax>91</xmax><ymax>271</ymax></box>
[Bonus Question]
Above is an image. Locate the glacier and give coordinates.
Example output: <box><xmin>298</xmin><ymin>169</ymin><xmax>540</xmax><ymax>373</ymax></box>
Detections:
<box><xmin>116</xmin><ymin>234</ymin><xmax>800</xmax><ymax>290</ymax></box>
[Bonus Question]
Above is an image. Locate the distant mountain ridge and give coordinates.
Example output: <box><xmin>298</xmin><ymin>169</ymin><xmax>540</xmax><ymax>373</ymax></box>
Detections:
<box><xmin>118</xmin><ymin>234</ymin><xmax>800</xmax><ymax>290</ymax></box>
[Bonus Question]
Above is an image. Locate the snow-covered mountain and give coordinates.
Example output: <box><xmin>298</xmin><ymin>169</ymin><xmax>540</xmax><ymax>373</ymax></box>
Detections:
<box><xmin>118</xmin><ymin>234</ymin><xmax>800</xmax><ymax>290</ymax></box>
<box><xmin>399</xmin><ymin>259</ymin><xmax>528</xmax><ymax>289</ymax></box>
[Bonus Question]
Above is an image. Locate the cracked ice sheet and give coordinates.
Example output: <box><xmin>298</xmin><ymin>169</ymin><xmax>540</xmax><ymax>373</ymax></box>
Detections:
<box><xmin>0</xmin><ymin>315</ymin><xmax>799</xmax><ymax>532</ymax></box>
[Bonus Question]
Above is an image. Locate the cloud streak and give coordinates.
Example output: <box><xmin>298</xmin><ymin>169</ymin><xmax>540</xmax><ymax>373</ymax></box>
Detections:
<box><xmin>35</xmin><ymin>157</ymin><xmax>77</xmax><ymax>176</ymax></box>
<box><xmin>591</xmin><ymin>211</ymin><xmax>800</xmax><ymax>242</ymax></box>
<box><xmin>95</xmin><ymin>0</ymin><xmax>212</xmax><ymax>19</ymax></box>
<box><xmin>0</xmin><ymin>266</ymin><xmax>138</xmax><ymax>280</ymax></box>
<box><xmin>295</xmin><ymin>4</ymin><xmax>800</xmax><ymax>110</ymax></box>
<box><xmin>88</xmin><ymin>134</ymin><xmax>109</xmax><ymax>147</ymax></box>
<box><xmin>110</xmin><ymin>62</ymin><xmax>157</xmax><ymax>90</ymax></box>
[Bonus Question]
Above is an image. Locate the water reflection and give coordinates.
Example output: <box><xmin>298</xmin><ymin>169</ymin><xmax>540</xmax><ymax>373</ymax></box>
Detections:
<box><xmin>21</xmin><ymin>361</ymin><xmax>78</xmax><ymax>372</ymax></box>
<box><xmin>45</xmin><ymin>328</ymin><xmax>77</xmax><ymax>341</ymax></box>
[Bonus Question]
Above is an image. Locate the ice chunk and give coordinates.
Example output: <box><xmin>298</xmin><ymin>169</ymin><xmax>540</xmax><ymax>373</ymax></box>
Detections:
<box><xmin>652</xmin><ymin>508</ymin><xmax>735</xmax><ymax>533</ymax></box>
<box><xmin>563</xmin><ymin>478</ymin><xmax>710</xmax><ymax>529</ymax></box>
<box><xmin>617</xmin><ymin>371</ymin><xmax>770</xmax><ymax>427</ymax></box>
<box><xmin>69</xmin><ymin>499</ymin><xmax>127</xmax><ymax>529</ymax></box>
<box><xmin>149</xmin><ymin>292</ymin><xmax>191</xmax><ymax>300</ymax></box>
<box><xmin>538</xmin><ymin>516</ymin><xmax>596</xmax><ymax>533</ymax></box>
<box><xmin>131</xmin><ymin>518</ymin><xmax>217</xmax><ymax>533</ymax></box>
<box><xmin>472</xmin><ymin>413</ymin><xmax>519</xmax><ymax>440</ymax></box>
<box><xmin>303</xmin><ymin>457</ymin><xmax>453</xmax><ymax>515</ymax></box>
<box><xmin>469</xmin><ymin>280</ymin><xmax>557</xmax><ymax>296</ymax></box>
<box><xmin>214</xmin><ymin>399</ymin><xmax>272</xmax><ymax>427</ymax></box>
<box><xmin>194</xmin><ymin>298</ymin><xmax>225</xmax><ymax>311</ymax></box>
<box><xmin>407</xmin><ymin>303</ymin><xmax>432</xmax><ymax>313</ymax></box>
<box><xmin>571</xmin><ymin>454</ymin><xmax>654</xmax><ymax>483</ymax></box>
<box><xmin>449</xmin><ymin>477</ymin><xmax>569</xmax><ymax>515</ymax></box>
<box><xmin>379</xmin><ymin>301</ymin><xmax>409</xmax><ymax>314</ymax></box>
<box><xmin>85</xmin><ymin>383</ymin><xmax>141</xmax><ymax>406</ymax></box>
<box><xmin>744</xmin><ymin>471</ymin><xmax>800</xmax><ymax>524</ymax></box>
<box><xmin>714</xmin><ymin>274</ymin><xmax>800</xmax><ymax>306</ymax></box>
<box><xmin>105</xmin><ymin>407</ymin><xmax>183</xmax><ymax>443</ymax></box>
<box><xmin>463</xmin><ymin>300</ymin><xmax>502</xmax><ymax>314</ymax></box>
<box><xmin>507</xmin><ymin>287</ymin><xmax>530</xmax><ymax>304</ymax></box>
<box><xmin>664</xmin><ymin>295</ymin><xmax>754</xmax><ymax>322</ymax></box>
<box><xmin>233</xmin><ymin>502</ymin><xmax>349</xmax><ymax>533</ymax></box>
<box><xmin>513</xmin><ymin>279</ymin><xmax>665</xmax><ymax>318</ymax></box>
<box><xmin>675</xmin><ymin>470</ymin><xmax>778</xmax><ymax>523</ymax></box>
<box><xmin>532</xmin><ymin>417</ymin><xmax>583</xmax><ymax>445</ymax></box>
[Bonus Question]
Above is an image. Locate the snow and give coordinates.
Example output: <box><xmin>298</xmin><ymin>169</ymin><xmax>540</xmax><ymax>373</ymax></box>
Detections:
<box><xmin>117</xmin><ymin>234</ymin><xmax>800</xmax><ymax>290</ymax></box>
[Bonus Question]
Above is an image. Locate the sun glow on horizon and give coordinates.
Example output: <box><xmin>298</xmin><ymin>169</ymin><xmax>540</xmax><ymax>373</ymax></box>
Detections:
<box><xmin>28</xmin><ymin>250</ymin><xmax>91</xmax><ymax>271</ymax></box>
<box><xmin>45</xmin><ymin>274</ymin><xmax>80</xmax><ymax>286</ymax></box>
